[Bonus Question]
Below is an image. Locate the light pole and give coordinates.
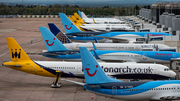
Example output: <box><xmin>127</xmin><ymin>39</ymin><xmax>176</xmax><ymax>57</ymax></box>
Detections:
<box><xmin>159</xmin><ymin>0</ymin><xmax>160</xmax><ymax>23</ymax></box>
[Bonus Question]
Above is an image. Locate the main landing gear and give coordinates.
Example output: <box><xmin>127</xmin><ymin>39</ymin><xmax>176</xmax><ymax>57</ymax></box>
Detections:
<box><xmin>51</xmin><ymin>71</ymin><xmax>62</xmax><ymax>88</ymax></box>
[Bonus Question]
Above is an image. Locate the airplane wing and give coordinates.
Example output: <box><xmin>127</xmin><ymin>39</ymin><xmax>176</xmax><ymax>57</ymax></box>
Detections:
<box><xmin>151</xmin><ymin>94</ymin><xmax>180</xmax><ymax>100</ymax></box>
<box><xmin>40</xmin><ymin>53</ymin><xmax>59</xmax><ymax>57</ymax></box>
<box><xmin>61</xmin><ymin>79</ymin><xmax>85</xmax><ymax>86</ymax></box>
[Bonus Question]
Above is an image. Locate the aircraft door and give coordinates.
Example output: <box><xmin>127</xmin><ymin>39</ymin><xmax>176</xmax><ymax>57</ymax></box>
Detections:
<box><xmin>143</xmin><ymin>53</ymin><xmax>147</xmax><ymax>60</ymax></box>
<box><xmin>155</xmin><ymin>65</ymin><xmax>159</xmax><ymax>74</ymax></box>
<box><xmin>112</xmin><ymin>86</ymin><xmax>117</xmax><ymax>96</ymax></box>
<box><xmin>65</xmin><ymin>51</ymin><xmax>69</xmax><ymax>59</ymax></box>
<box><xmin>173</xmin><ymin>54</ymin><xmax>176</xmax><ymax>58</ymax></box>
<box><xmin>83</xmin><ymin>34</ymin><xmax>86</xmax><ymax>39</ymax></box>
<box><xmin>77</xmin><ymin>65</ymin><xmax>82</xmax><ymax>73</ymax></box>
<box><xmin>30</xmin><ymin>62</ymin><xmax>35</xmax><ymax>72</ymax></box>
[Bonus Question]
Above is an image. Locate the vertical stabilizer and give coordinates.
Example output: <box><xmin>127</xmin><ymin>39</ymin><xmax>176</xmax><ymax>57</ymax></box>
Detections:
<box><xmin>59</xmin><ymin>13</ymin><xmax>81</xmax><ymax>34</ymax></box>
<box><xmin>6</xmin><ymin>37</ymin><xmax>31</xmax><ymax>62</ymax></box>
<box><xmin>39</xmin><ymin>27</ymin><xmax>69</xmax><ymax>51</ymax></box>
<box><xmin>79</xmin><ymin>47</ymin><xmax>122</xmax><ymax>84</ymax></box>
<box><xmin>48</xmin><ymin>23</ymin><xmax>72</xmax><ymax>44</ymax></box>
<box><xmin>78</xmin><ymin>10</ymin><xmax>82</xmax><ymax>18</ymax></box>
<box><xmin>81</xmin><ymin>12</ymin><xmax>88</xmax><ymax>19</ymax></box>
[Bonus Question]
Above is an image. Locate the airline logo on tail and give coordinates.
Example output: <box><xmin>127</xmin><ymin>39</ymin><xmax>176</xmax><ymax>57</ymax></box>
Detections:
<box><xmin>45</xmin><ymin>38</ymin><xmax>55</xmax><ymax>46</ymax></box>
<box><xmin>85</xmin><ymin>65</ymin><xmax>98</xmax><ymax>77</ymax></box>
<box><xmin>65</xmin><ymin>23</ymin><xmax>73</xmax><ymax>30</ymax></box>
<box><xmin>11</xmin><ymin>49</ymin><xmax>21</xmax><ymax>59</ymax></box>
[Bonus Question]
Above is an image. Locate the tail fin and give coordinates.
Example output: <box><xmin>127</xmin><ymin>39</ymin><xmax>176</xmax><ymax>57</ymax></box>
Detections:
<box><xmin>79</xmin><ymin>47</ymin><xmax>122</xmax><ymax>84</ymax></box>
<box><xmin>81</xmin><ymin>12</ymin><xmax>88</xmax><ymax>19</ymax></box>
<box><xmin>78</xmin><ymin>10</ymin><xmax>82</xmax><ymax>18</ymax></box>
<box><xmin>74</xmin><ymin>12</ymin><xmax>86</xmax><ymax>24</ymax></box>
<box><xmin>59</xmin><ymin>13</ymin><xmax>81</xmax><ymax>34</ymax></box>
<box><xmin>48</xmin><ymin>23</ymin><xmax>72</xmax><ymax>44</ymax></box>
<box><xmin>39</xmin><ymin>27</ymin><xmax>69</xmax><ymax>51</ymax></box>
<box><xmin>6</xmin><ymin>37</ymin><xmax>31</xmax><ymax>62</ymax></box>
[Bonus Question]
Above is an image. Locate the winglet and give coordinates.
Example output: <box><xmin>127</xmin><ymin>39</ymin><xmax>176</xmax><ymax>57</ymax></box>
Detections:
<box><xmin>79</xmin><ymin>47</ymin><xmax>122</xmax><ymax>84</ymax></box>
<box><xmin>92</xmin><ymin>43</ymin><xmax>97</xmax><ymax>50</ymax></box>
<box><xmin>48</xmin><ymin>23</ymin><xmax>72</xmax><ymax>44</ymax></box>
<box><xmin>59</xmin><ymin>13</ymin><xmax>81</xmax><ymax>34</ymax></box>
<box><xmin>92</xmin><ymin>43</ymin><xmax>100</xmax><ymax>59</ymax></box>
<box><xmin>39</xmin><ymin>27</ymin><xmax>69</xmax><ymax>51</ymax></box>
<box><xmin>94</xmin><ymin>38</ymin><xmax>99</xmax><ymax>43</ymax></box>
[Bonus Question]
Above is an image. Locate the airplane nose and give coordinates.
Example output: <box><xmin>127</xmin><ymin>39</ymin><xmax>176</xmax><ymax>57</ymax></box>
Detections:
<box><xmin>170</xmin><ymin>71</ymin><xmax>176</xmax><ymax>78</ymax></box>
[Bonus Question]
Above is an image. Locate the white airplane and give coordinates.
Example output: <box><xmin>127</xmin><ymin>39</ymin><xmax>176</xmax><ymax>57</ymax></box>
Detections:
<box><xmin>62</xmin><ymin>47</ymin><xmax>180</xmax><ymax>100</ymax></box>
<box><xmin>48</xmin><ymin>23</ymin><xmax>170</xmax><ymax>51</ymax></box>
<box><xmin>78</xmin><ymin>11</ymin><xmax>125</xmax><ymax>24</ymax></box>
<box><xmin>3</xmin><ymin>38</ymin><xmax>176</xmax><ymax>88</ymax></box>
<box><xmin>80</xmin><ymin>24</ymin><xmax>135</xmax><ymax>32</ymax></box>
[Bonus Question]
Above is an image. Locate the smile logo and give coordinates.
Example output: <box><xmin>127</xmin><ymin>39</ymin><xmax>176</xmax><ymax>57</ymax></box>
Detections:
<box><xmin>65</xmin><ymin>23</ymin><xmax>73</xmax><ymax>30</ymax></box>
<box><xmin>85</xmin><ymin>65</ymin><xmax>98</xmax><ymax>77</ymax></box>
<box><xmin>45</xmin><ymin>38</ymin><xmax>55</xmax><ymax>46</ymax></box>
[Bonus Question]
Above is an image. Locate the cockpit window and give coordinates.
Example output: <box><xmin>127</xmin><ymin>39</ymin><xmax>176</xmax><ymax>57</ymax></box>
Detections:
<box><xmin>164</xmin><ymin>68</ymin><xmax>170</xmax><ymax>71</ymax></box>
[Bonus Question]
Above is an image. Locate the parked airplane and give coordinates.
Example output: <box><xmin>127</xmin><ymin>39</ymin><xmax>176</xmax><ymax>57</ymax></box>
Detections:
<box><xmin>78</xmin><ymin>10</ymin><xmax>120</xmax><ymax>21</ymax></box>
<box><xmin>59</xmin><ymin>13</ymin><xmax>172</xmax><ymax>43</ymax></box>
<box><xmin>72</xmin><ymin>12</ymin><xmax>134</xmax><ymax>32</ymax></box>
<box><xmin>48</xmin><ymin>23</ymin><xmax>170</xmax><ymax>51</ymax></box>
<box><xmin>40</xmin><ymin>27</ymin><xmax>180</xmax><ymax>63</ymax></box>
<box><xmin>77</xmin><ymin>11</ymin><xmax>125</xmax><ymax>24</ymax></box>
<box><xmin>79</xmin><ymin>24</ymin><xmax>135</xmax><ymax>32</ymax></box>
<box><xmin>2</xmin><ymin>38</ymin><xmax>175</xmax><ymax>89</ymax></box>
<box><xmin>62</xmin><ymin>47</ymin><xmax>180</xmax><ymax>100</ymax></box>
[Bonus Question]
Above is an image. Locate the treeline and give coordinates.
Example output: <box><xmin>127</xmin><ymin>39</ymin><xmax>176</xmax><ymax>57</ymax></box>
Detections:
<box><xmin>0</xmin><ymin>3</ymin><xmax>150</xmax><ymax>16</ymax></box>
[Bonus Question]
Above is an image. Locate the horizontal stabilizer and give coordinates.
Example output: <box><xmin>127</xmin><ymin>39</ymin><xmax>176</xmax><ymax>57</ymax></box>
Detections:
<box><xmin>2</xmin><ymin>64</ymin><xmax>22</xmax><ymax>68</ymax></box>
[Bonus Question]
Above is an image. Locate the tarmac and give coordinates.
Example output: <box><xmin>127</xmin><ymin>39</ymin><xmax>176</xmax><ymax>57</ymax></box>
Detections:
<box><xmin>0</xmin><ymin>17</ymin><xmax>178</xmax><ymax>101</ymax></box>
<box><xmin>0</xmin><ymin>18</ymin><xmax>123</xmax><ymax>101</ymax></box>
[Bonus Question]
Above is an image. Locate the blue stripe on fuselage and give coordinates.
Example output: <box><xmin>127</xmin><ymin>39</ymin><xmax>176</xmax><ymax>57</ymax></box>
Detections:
<box><xmin>95</xmin><ymin>50</ymin><xmax>180</xmax><ymax>61</ymax></box>
<box><xmin>84</xmin><ymin>80</ymin><xmax>180</xmax><ymax>96</ymax></box>
<box><xmin>96</xmin><ymin>32</ymin><xmax>172</xmax><ymax>37</ymax></box>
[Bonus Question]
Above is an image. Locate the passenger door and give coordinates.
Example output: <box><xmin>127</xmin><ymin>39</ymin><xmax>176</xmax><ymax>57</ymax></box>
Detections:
<box><xmin>112</xmin><ymin>86</ymin><xmax>117</xmax><ymax>96</ymax></box>
<box><xmin>143</xmin><ymin>53</ymin><xmax>147</xmax><ymax>60</ymax></box>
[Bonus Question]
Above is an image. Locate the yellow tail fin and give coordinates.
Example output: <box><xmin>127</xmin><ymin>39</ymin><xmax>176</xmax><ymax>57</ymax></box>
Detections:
<box><xmin>6</xmin><ymin>37</ymin><xmax>31</xmax><ymax>62</ymax></box>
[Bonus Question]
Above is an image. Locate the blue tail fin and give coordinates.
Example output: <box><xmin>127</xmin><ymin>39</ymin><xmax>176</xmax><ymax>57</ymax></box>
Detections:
<box><xmin>39</xmin><ymin>27</ymin><xmax>69</xmax><ymax>51</ymax></box>
<box><xmin>48</xmin><ymin>23</ymin><xmax>72</xmax><ymax>44</ymax></box>
<box><xmin>59</xmin><ymin>13</ymin><xmax>81</xmax><ymax>34</ymax></box>
<box><xmin>79</xmin><ymin>47</ymin><xmax>122</xmax><ymax>84</ymax></box>
<box><xmin>78</xmin><ymin>10</ymin><xmax>82</xmax><ymax>18</ymax></box>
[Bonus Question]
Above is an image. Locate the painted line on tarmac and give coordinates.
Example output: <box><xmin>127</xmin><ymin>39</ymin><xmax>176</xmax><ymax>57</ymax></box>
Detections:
<box><xmin>0</xmin><ymin>51</ymin><xmax>8</xmax><ymax>58</ymax></box>
<box><xmin>0</xmin><ymin>98</ymin><xmax>9</xmax><ymax>101</ymax></box>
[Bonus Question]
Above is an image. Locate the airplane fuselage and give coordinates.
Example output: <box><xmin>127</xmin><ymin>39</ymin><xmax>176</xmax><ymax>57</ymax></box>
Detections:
<box><xmin>85</xmin><ymin>80</ymin><xmax>180</xmax><ymax>100</ymax></box>
<box><xmin>3</xmin><ymin>61</ymin><xmax>175</xmax><ymax>79</ymax></box>
<box><xmin>42</xmin><ymin>50</ymin><xmax>180</xmax><ymax>63</ymax></box>
<box><xmin>66</xmin><ymin>32</ymin><xmax>172</xmax><ymax>42</ymax></box>
<box><xmin>63</xmin><ymin>43</ymin><xmax>170</xmax><ymax>51</ymax></box>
